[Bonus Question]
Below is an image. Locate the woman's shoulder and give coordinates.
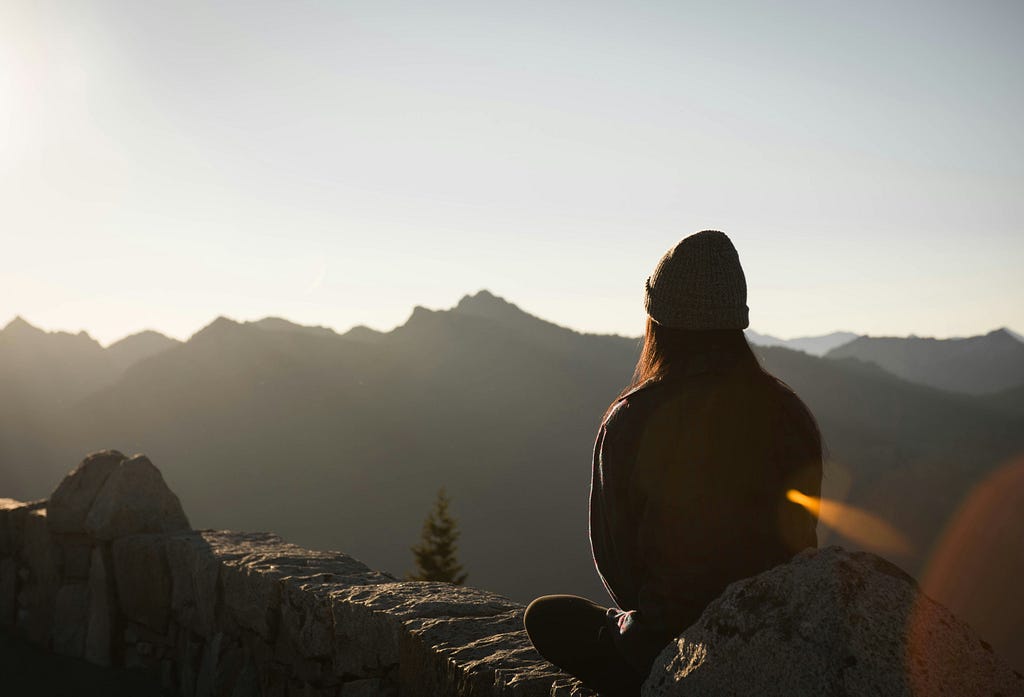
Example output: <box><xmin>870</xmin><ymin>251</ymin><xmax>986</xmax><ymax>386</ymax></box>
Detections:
<box><xmin>603</xmin><ymin>377</ymin><xmax>684</xmax><ymax>432</ymax></box>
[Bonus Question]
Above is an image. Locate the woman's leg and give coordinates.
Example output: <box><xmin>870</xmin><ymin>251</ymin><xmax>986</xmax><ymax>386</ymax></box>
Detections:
<box><xmin>523</xmin><ymin>595</ymin><xmax>644</xmax><ymax>697</ymax></box>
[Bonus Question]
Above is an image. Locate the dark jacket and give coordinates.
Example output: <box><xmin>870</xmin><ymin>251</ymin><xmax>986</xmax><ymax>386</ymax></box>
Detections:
<box><xmin>588</xmin><ymin>352</ymin><xmax>822</xmax><ymax>674</ymax></box>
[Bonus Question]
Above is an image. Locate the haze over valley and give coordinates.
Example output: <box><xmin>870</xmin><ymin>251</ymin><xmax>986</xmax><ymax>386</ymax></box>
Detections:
<box><xmin>4</xmin><ymin>291</ymin><xmax>1023</xmax><ymax>644</ymax></box>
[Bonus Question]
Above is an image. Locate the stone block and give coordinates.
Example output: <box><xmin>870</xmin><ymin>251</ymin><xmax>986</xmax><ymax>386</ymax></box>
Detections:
<box><xmin>20</xmin><ymin>509</ymin><xmax>59</xmax><ymax>647</ymax></box>
<box><xmin>4</xmin><ymin>499</ymin><xmax>45</xmax><ymax>558</ymax></box>
<box><xmin>166</xmin><ymin>532</ymin><xmax>226</xmax><ymax>635</ymax></box>
<box><xmin>0</xmin><ymin>498</ymin><xmax>28</xmax><ymax>557</ymax></box>
<box><xmin>84</xmin><ymin>546</ymin><xmax>116</xmax><ymax>667</ymax></box>
<box><xmin>52</xmin><ymin>583</ymin><xmax>90</xmax><ymax>657</ymax></box>
<box><xmin>84</xmin><ymin>454</ymin><xmax>191</xmax><ymax>540</ymax></box>
<box><xmin>0</xmin><ymin>557</ymin><xmax>17</xmax><ymax>626</ymax></box>
<box><xmin>177</xmin><ymin>629</ymin><xmax>204</xmax><ymax>697</ymax></box>
<box><xmin>220</xmin><ymin>535</ymin><xmax>386</xmax><ymax>643</ymax></box>
<box><xmin>24</xmin><ymin>509</ymin><xmax>59</xmax><ymax>591</ymax></box>
<box><xmin>112</xmin><ymin>533</ymin><xmax>172</xmax><ymax>632</ymax></box>
<box><xmin>59</xmin><ymin>538</ymin><xmax>93</xmax><ymax>581</ymax></box>
<box><xmin>194</xmin><ymin>631</ymin><xmax>223</xmax><ymax>697</ymax></box>
<box><xmin>330</xmin><ymin>581</ymin><xmax>519</xmax><ymax>677</ymax></box>
<box><xmin>280</xmin><ymin>578</ymin><xmax>336</xmax><ymax>660</ymax></box>
<box><xmin>230</xmin><ymin>649</ymin><xmax>261</xmax><ymax>697</ymax></box>
<box><xmin>342</xmin><ymin>678</ymin><xmax>389</xmax><ymax>697</ymax></box>
<box><xmin>48</xmin><ymin>450</ymin><xmax>125</xmax><ymax>534</ymax></box>
<box><xmin>400</xmin><ymin>610</ymin><xmax>557</xmax><ymax>697</ymax></box>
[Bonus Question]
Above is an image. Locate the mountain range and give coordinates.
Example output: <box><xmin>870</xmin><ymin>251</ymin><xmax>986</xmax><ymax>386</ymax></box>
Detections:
<box><xmin>2</xmin><ymin>292</ymin><xmax>1023</xmax><ymax>667</ymax></box>
<box><xmin>744</xmin><ymin>329</ymin><xmax>860</xmax><ymax>356</ymax></box>
<box><xmin>826</xmin><ymin>329</ymin><xmax>1024</xmax><ymax>395</ymax></box>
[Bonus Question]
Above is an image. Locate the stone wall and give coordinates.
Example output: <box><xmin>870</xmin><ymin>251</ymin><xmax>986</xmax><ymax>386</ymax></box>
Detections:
<box><xmin>4</xmin><ymin>450</ymin><xmax>1022</xmax><ymax>696</ymax></box>
<box><xmin>0</xmin><ymin>451</ymin><xmax>592</xmax><ymax>697</ymax></box>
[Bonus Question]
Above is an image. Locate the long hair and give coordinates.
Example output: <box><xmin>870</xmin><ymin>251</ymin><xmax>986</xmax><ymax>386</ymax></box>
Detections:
<box><xmin>607</xmin><ymin>318</ymin><xmax>824</xmax><ymax>462</ymax></box>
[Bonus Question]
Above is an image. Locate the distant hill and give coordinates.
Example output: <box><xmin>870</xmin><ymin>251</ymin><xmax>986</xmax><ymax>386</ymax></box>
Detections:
<box><xmin>826</xmin><ymin>329</ymin><xmax>1024</xmax><ymax>395</ymax></box>
<box><xmin>2</xmin><ymin>294</ymin><xmax>1022</xmax><ymax>669</ymax></box>
<box><xmin>0</xmin><ymin>318</ymin><xmax>181</xmax><ymax>496</ymax></box>
<box><xmin>746</xmin><ymin>329</ymin><xmax>859</xmax><ymax>356</ymax></box>
<box><xmin>983</xmin><ymin>383</ymin><xmax>1024</xmax><ymax>419</ymax></box>
<box><xmin>251</xmin><ymin>317</ymin><xmax>339</xmax><ymax>337</ymax></box>
<box><xmin>106</xmin><ymin>330</ymin><xmax>181</xmax><ymax>370</ymax></box>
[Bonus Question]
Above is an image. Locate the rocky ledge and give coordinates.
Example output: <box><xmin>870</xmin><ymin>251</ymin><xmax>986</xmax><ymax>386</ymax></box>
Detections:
<box><xmin>2</xmin><ymin>451</ymin><xmax>1021</xmax><ymax>696</ymax></box>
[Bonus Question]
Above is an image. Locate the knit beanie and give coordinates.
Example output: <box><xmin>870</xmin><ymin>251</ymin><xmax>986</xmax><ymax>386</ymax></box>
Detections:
<box><xmin>644</xmin><ymin>230</ymin><xmax>749</xmax><ymax>329</ymax></box>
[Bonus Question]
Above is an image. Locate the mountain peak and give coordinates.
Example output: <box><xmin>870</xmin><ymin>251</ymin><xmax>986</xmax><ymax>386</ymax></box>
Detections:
<box><xmin>189</xmin><ymin>316</ymin><xmax>244</xmax><ymax>342</ymax></box>
<box><xmin>453</xmin><ymin>290</ymin><xmax>526</xmax><ymax>320</ymax></box>
<box><xmin>990</xmin><ymin>327</ymin><xmax>1021</xmax><ymax>342</ymax></box>
<box><xmin>250</xmin><ymin>317</ymin><xmax>337</xmax><ymax>337</ymax></box>
<box><xmin>2</xmin><ymin>315</ymin><xmax>43</xmax><ymax>335</ymax></box>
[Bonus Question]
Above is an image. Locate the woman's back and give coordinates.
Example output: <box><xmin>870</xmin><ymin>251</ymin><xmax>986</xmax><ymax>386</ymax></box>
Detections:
<box><xmin>591</xmin><ymin>347</ymin><xmax>822</xmax><ymax>639</ymax></box>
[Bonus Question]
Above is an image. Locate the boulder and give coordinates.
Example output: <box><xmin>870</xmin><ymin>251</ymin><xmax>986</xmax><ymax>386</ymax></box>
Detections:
<box><xmin>83</xmin><ymin>454</ymin><xmax>190</xmax><ymax>540</ymax></box>
<box><xmin>48</xmin><ymin>450</ymin><xmax>126</xmax><ymax>534</ymax></box>
<box><xmin>84</xmin><ymin>546</ymin><xmax>116</xmax><ymax>666</ymax></box>
<box><xmin>0</xmin><ymin>497</ymin><xmax>28</xmax><ymax>556</ymax></box>
<box><xmin>643</xmin><ymin>546</ymin><xmax>1024</xmax><ymax>696</ymax></box>
<box><xmin>112</xmin><ymin>533</ymin><xmax>173</xmax><ymax>632</ymax></box>
<box><xmin>0</xmin><ymin>557</ymin><xmax>17</xmax><ymax>626</ymax></box>
<box><xmin>52</xmin><ymin>583</ymin><xmax>90</xmax><ymax>657</ymax></box>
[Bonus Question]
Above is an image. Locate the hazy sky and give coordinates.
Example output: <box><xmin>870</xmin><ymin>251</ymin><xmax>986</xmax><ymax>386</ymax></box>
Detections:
<box><xmin>3</xmin><ymin>0</ymin><xmax>1022</xmax><ymax>345</ymax></box>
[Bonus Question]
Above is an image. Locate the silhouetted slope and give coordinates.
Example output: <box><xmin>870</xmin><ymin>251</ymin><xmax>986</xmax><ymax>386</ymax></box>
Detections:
<box><xmin>251</xmin><ymin>316</ymin><xmax>339</xmax><ymax>337</ymax></box>
<box><xmin>0</xmin><ymin>318</ymin><xmax>176</xmax><ymax>495</ymax></box>
<box><xmin>3</xmin><ymin>296</ymin><xmax>1023</xmax><ymax>617</ymax></box>
<box><xmin>44</xmin><ymin>299</ymin><xmax>635</xmax><ymax>603</ymax></box>
<box><xmin>746</xmin><ymin>329</ymin><xmax>859</xmax><ymax>356</ymax></box>
<box><xmin>983</xmin><ymin>383</ymin><xmax>1024</xmax><ymax>419</ymax></box>
<box><xmin>826</xmin><ymin>329</ymin><xmax>1024</xmax><ymax>395</ymax></box>
<box><xmin>106</xmin><ymin>330</ymin><xmax>180</xmax><ymax>370</ymax></box>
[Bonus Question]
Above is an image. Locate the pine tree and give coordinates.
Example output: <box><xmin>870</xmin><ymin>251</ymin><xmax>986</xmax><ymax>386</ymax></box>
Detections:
<box><xmin>408</xmin><ymin>487</ymin><xmax>468</xmax><ymax>585</ymax></box>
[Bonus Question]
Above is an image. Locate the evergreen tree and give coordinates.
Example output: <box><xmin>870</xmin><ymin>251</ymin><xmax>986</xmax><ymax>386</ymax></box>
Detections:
<box><xmin>408</xmin><ymin>487</ymin><xmax>468</xmax><ymax>584</ymax></box>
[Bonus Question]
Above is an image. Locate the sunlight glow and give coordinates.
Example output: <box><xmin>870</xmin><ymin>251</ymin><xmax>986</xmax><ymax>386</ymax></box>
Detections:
<box><xmin>787</xmin><ymin>489</ymin><xmax>912</xmax><ymax>556</ymax></box>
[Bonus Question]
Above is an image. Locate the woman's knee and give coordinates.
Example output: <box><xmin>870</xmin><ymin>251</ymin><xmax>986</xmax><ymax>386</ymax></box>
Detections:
<box><xmin>523</xmin><ymin>594</ymin><xmax>563</xmax><ymax>634</ymax></box>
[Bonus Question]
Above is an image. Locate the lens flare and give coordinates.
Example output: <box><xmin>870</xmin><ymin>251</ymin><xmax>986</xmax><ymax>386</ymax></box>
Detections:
<box><xmin>786</xmin><ymin>489</ymin><xmax>912</xmax><ymax>556</ymax></box>
<box><xmin>912</xmin><ymin>455</ymin><xmax>1024</xmax><ymax>675</ymax></box>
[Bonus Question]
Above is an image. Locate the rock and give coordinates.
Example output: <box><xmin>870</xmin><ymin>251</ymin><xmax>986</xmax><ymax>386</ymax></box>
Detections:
<box><xmin>48</xmin><ymin>450</ymin><xmax>126</xmax><ymax>534</ymax></box>
<box><xmin>343</xmin><ymin>678</ymin><xmax>390</xmax><ymax>697</ymax></box>
<box><xmin>194</xmin><ymin>632</ymin><xmax>223</xmax><ymax>697</ymax></box>
<box><xmin>0</xmin><ymin>498</ymin><xmax>28</xmax><ymax>556</ymax></box>
<box><xmin>643</xmin><ymin>546</ymin><xmax>1024</xmax><ymax>697</ymax></box>
<box><xmin>330</xmin><ymin>581</ymin><xmax>520</xmax><ymax>678</ymax></box>
<box><xmin>221</xmin><ymin>537</ymin><xmax>387</xmax><ymax>642</ymax></box>
<box><xmin>84</xmin><ymin>546</ymin><xmax>116</xmax><ymax>666</ymax></box>
<box><xmin>400</xmin><ymin>609</ymin><xmax>564</xmax><ymax>697</ymax></box>
<box><xmin>60</xmin><ymin>539</ymin><xmax>93</xmax><ymax>580</ymax></box>
<box><xmin>112</xmin><ymin>533</ymin><xmax>172</xmax><ymax>632</ymax></box>
<box><xmin>166</xmin><ymin>531</ymin><xmax>232</xmax><ymax>635</ymax></box>
<box><xmin>0</xmin><ymin>557</ymin><xmax>17</xmax><ymax>626</ymax></box>
<box><xmin>52</xmin><ymin>583</ymin><xmax>90</xmax><ymax>657</ymax></box>
<box><xmin>21</xmin><ymin>508</ymin><xmax>59</xmax><ymax>645</ymax></box>
<box><xmin>277</xmin><ymin>556</ymin><xmax>390</xmax><ymax>661</ymax></box>
<box><xmin>164</xmin><ymin>529</ymin><xmax>288</xmax><ymax>636</ymax></box>
<box><xmin>23</xmin><ymin>508</ymin><xmax>59</xmax><ymax>590</ymax></box>
<box><xmin>84</xmin><ymin>454</ymin><xmax>190</xmax><ymax>540</ymax></box>
<box><xmin>1</xmin><ymin>499</ymin><xmax>45</xmax><ymax>558</ymax></box>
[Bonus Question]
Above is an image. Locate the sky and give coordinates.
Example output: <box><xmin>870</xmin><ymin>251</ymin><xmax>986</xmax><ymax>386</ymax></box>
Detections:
<box><xmin>2</xmin><ymin>0</ymin><xmax>1022</xmax><ymax>346</ymax></box>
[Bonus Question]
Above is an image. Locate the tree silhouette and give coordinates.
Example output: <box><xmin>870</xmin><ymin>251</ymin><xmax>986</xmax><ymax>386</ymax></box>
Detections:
<box><xmin>408</xmin><ymin>487</ymin><xmax>468</xmax><ymax>584</ymax></box>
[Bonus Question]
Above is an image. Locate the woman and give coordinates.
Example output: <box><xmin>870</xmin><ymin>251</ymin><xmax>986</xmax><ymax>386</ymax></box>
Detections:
<box><xmin>523</xmin><ymin>230</ymin><xmax>823</xmax><ymax>696</ymax></box>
